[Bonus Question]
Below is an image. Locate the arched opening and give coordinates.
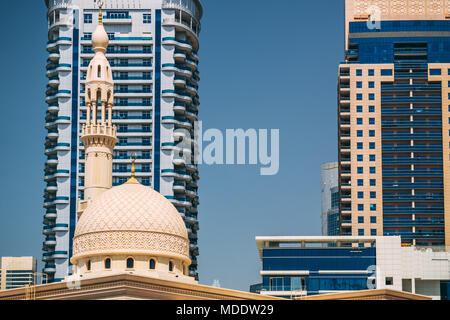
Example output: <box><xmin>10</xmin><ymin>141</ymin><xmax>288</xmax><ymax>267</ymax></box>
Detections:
<box><xmin>86</xmin><ymin>259</ymin><xmax>91</xmax><ymax>271</ymax></box>
<box><xmin>169</xmin><ymin>261</ymin><xmax>174</xmax><ymax>272</ymax></box>
<box><xmin>149</xmin><ymin>259</ymin><xmax>156</xmax><ymax>270</ymax></box>
<box><xmin>126</xmin><ymin>257</ymin><xmax>134</xmax><ymax>269</ymax></box>
<box><xmin>97</xmin><ymin>65</ymin><xmax>101</xmax><ymax>78</ymax></box>
<box><xmin>104</xmin><ymin>258</ymin><xmax>111</xmax><ymax>269</ymax></box>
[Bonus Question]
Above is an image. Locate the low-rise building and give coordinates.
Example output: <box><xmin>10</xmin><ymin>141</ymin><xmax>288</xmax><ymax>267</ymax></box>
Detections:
<box><xmin>256</xmin><ymin>236</ymin><xmax>450</xmax><ymax>300</ymax></box>
<box><xmin>0</xmin><ymin>257</ymin><xmax>37</xmax><ymax>291</ymax></box>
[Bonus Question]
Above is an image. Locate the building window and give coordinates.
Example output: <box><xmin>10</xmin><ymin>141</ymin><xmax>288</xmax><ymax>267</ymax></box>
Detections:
<box><xmin>369</xmin><ymin>130</ymin><xmax>375</xmax><ymax>137</ymax></box>
<box><xmin>149</xmin><ymin>259</ymin><xmax>156</xmax><ymax>270</ymax></box>
<box><xmin>369</xmin><ymin>94</ymin><xmax>375</xmax><ymax>101</ymax></box>
<box><xmin>357</xmin><ymin>167</ymin><xmax>364</xmax><ymax>174</ymax></box>
<box><xmin>358</xmin><ymin>204</ymin><xmax>364</xmax><ymax>211</ymax></box>
<box><xmin>84</xmin><ymin>13</ymin><xmax>92</xmax><ymax>24</ymax></box>
<box><xmin>369</xmin><ymin>142</ymin><xmax>375</xmax><ymax>149</ymax></box>
<box><xmin>371</xmin><ymin>229</ymin><xmax>377</xmax><ymax>236</ymax></box>
<box><xmin>357</xmin><ymin>93</ymin><xmax>363</xmax><ymax>100</ymax></box>
<box><xmin>370</xmin><ymin>204</ymin><xmax>376</xmax><ymax>211</ymax></box>
<box><xmin>370</xmin><ymin>167</ymin><xmax>376</xmax><ymax>174</ymax></box>
<box><xmin>87</xmin><ymin>260</ymin><xmax>91</xmax><ymax>271</ymax></box>
<box><xmin>370</xmin><ymin>155</ymin><xmax>376</xmax><ymax>162</ymax></box>
<box><xmin>356</xmin><ymin>81</ymin><xmax>363</xmax><ymax>88</ymax></box>
<box><xmin>357</xmin><ymin>106</ymin><xmax>363</xmax><ymax>112</ymax></box>
<box><xmin>369</xmin><ymin>106</ymin><xmax>375</xmax><ymax>112</ymax></box>
<box><xmin>430</xmin><ymin>69</ymin><xmax>441</xmax><ymax>76</ymax></box>
<box><xmin>357</xmin><ymin>130</ymin><xmax>363</xmax><ymax>137</ymax></box>
<box><xmin>370</xmin><ymin>179</ymin><xmax>376</xmax><ymax>186</ymax></box>
<box><xmin>369</xmin><ymin>118</ymin><xmax>375</xmax><ymax>125</ymax></box>
<box><xmin>368</xmin><ymin>82</ymin><xmax>375</xmax><ymax>88</ymax></box>
<box><xmin>357</xmin><ymin>155</ymin><xmax>363</xmax><ymax>162</ymax></box>
<box><xmin>126</xmin><ymin>257</ymin><xmax>134</xmax><ymax>269</ymax></box>
<box><xmin>370</xmin><ymin>216</ymin><xmax>377</xmax><ymax>223</ymax></box>
<box><xmin>358</xmin><ymin>216</ymin><xmax>364</xmax><ymax>223</ymax></box>
<box><xmin>143</xmin><ymin>13</ymin><xmax>152</xmax><ymax>23</ymax></box>
<box><xmin>385</xmin><ymin>277</ymin><xmax>393</xmax><ymax>286</ymax></box>
<box><xmin>370</xmin><ymin>192</ymin><xmax>376</xmax><ymax>199</ymax></box>
<box><xmin>381</xmin><ymin>69</ymin><xmax>392</xmax><ymax>76</ymax></box>
<box><xmin>357</xmin><ymin>118</ymin><xmax>363</xmax><ymax>125</ymax></box>
<box><xmin>357</xmin><ymin>143</ymin><xmax>363</xmax><ymax>150</ymax></box>
<box><xmin>358</xmin><ymin>229</ymin><xmax>365</xmax><ymax>236</ymax></box>
<box><xmin>169</xmin><ymin>261</ymin><xmax>174</xmax><ymax>272</ymax></box>
<box><xmin>105</xmin><ymin>258</ymin><xmax>111</xmax><ymax>269</ymax></box>
<box><xmin>368</xmin><ymin>69</ymin><xmax>374</xmax><ymax>76</ymax></box>
<box><xmin>358</xmin><ymin>192</ymin><xmax>364</xmax><ymax>199</ymax></box>
<box><xmin>358</xmin><ymin>179</ymin><xmax>364</xmax><ymax>186</ymax></box>
<box><xmin>356</xmin><ymin>69</ymin><xmax>362</xmax><ymax>76</ymax></box>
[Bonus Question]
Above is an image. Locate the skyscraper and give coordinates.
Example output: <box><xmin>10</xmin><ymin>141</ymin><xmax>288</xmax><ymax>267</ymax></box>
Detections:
<box><xmin>338</xmin><ymin>0</ymin><xmax>450</xmax><ymax>248</ymax></box>
<box><xmin>321</xmin><ymin>162</ymin><xmax>340</xmax><ymax>236</ymax></box>
<box><xmin>43</xmin><ymin>0</ymin><xmax>202</xmax><ymax>282</ymax></box>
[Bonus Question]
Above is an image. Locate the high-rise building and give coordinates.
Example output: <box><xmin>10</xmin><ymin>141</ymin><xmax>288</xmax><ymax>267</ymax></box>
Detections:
<box><xmin>338</xmin><ymin>0</ymin><xmax>450</xmax><ymax>248</ymax></box>
<box><xmin>0</xmin><ymin>257</ymin><xmax>37</xmax><ymax>290</ymax></box>
<box><xmin>43</xmin><ymin>0</ymin><xmax>202</xmax><ymax>282</ymax></box>
<box><xmin>321</xmin><ymin>162</ymin><xmax>340</xmax><ymax>236</ymax></box>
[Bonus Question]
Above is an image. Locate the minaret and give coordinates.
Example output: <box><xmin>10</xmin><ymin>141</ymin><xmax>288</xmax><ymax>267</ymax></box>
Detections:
<box><xmin>81</xmin><ymin>2</ymin><xmax>117</xmax><ymax>202</ymax></box>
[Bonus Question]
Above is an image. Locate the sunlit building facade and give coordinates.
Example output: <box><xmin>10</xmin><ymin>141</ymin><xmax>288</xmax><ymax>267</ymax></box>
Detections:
<box><xmin>43</xmin><ymin>0</ymin><xmax>202</xmax><ymax>282</ymax></box>
<box><xmin>338</xmin><ymin>0</ymin><xmax>450</xmax><ymax>248</ymax></box>
<box><xmin>0</xmin><ymin>257</ymin><xmax>37</xmax><ymax>291</ymax></box>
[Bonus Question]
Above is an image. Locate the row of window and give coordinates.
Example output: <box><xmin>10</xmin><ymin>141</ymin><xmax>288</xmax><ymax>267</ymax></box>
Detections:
<box><xmin>86</xmin><ymin>257</ymin><xmax>176</xmax><ymax>272</ymax></box>
<box><xmin>356</xmin><ymin>167</ymin><xmax>376</xmax><ymax>174</ymax></box>
<box><xmin>356</xmin><ymin>155</ymin><xmax>377</xmax><ymax>162</ymax></box>
<box><xmin>356</xmin><ymin>179</ymin><xmax>377</xmax><ymax>186</ymax></box>
<box><xmin>356</xmin><ymin>142</ymin><xmax>376</xmax><ymax>150</ymax></box>
<box><xmin>356</xmin><ymin>93</ymin><xmax>376</xmax><ymax>101</ymax></box>
<box><xmin>84</xmin><ymin>12</ymin><xmax>151</xmax><ymax>24</ymax></box>
<box><xmin>358</xmin><ymin>204</ymin><xmax>377</xmax><ymax>211</ymax></box>
<box><xmin>357</xmin><ymin>130</ymin><xmax>376</xmax><ymax>137</ymax></box>
<box><xmin>358</xmin><ymin>191</ymin><xmax>377</xmax><ymax>199</ymax></box>
<box><xmin>358</xmin><ymin>216</ymin><xmax>377</xmax><ymax>224</ymax></box>
<box><xmin>358</xmin><ymin>229</ymin><xmax>378</xmax><ymax>236</ymax></box>
<box><xmin>356</xmin><ymin>118</ymin><xmax>376</xmax><ymax>125</ymax></box>
<box><xmin>356</xmin><ymin>105</ymin><xmax>376</xmax><ymax>113</ymax></box>
<box><xmin>356</xmin><ymin>81</ymin><xmax>375</xmax><ymax>89</ymax></box>
<box><xmin>355</xmin><ymin>69</ymin><xmax>393</xmax><ymax>76</ymax></box>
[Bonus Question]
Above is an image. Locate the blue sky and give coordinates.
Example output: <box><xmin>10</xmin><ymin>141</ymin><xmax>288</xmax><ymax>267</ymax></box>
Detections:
<box><xmin>0</xmin><ymin>0</ymin><xmax>344</xmax><ymax>291</ymax></box>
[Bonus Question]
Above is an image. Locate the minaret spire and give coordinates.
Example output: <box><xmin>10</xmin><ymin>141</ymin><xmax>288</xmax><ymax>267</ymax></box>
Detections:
<box><xmin>97</xmin><ymin>0</ymin><xmax>103</xmax><ymax>25</ymax></box>
<box><xmin>80</xmin><ymin>0</ymin><xmax>117</xmax><ymax>202</ymax></box>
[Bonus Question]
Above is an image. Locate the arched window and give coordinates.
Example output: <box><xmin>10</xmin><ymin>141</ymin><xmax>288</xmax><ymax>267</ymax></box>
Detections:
<box><xmin>149</xmin><ymin>259</ymin><xmax>156</xmax><ymax>270</ymax></box>
<box><xmin>104</xmin><ymin>258</ymin><xmax>111</xmax><ymax>269</ymax></box>
<box><xmin>126</xmin><ymin>257</ymin><xmax>134</xmax><ymax>269</ymax></box>
<box><xmin>87</xmin><ymin>259</ymin><xmax>91</xmax><ymax>271</ymax></box>
<box><xmin>97</xmin><ymin>65</ymin><xmax>101</xmax><ymax>78</ymax></box>
<box><xmin>169</xmin><ymin>261</ymin><xmax>174</xmax><ymax>272</ymax></box>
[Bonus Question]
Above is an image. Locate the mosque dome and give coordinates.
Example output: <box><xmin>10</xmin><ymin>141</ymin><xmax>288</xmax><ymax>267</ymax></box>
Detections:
<box><xmin>71</xmin><ymin>180</ymin><xmax>191</xmax><ymax>265</ymax></box>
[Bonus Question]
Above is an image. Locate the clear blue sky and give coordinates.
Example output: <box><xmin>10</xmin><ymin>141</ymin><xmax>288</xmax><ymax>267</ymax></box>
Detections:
<box><xmin>0</xmin><ymin>1</ymin><xmax>344</xmax><ymax>291</ymax></box>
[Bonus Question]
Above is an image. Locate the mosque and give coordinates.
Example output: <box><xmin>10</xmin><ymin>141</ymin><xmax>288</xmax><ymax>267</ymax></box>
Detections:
<box><xmin>0</xmin><ymin>4</ymin><xmax>431</xmax><ymax>301</ymax></box>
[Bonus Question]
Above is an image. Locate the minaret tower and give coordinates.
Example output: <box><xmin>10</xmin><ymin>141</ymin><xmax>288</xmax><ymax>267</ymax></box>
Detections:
<box><xmin>81</xmin><ymin>1</ymin><xmax>117</xmax><ymax>202</ymax></box>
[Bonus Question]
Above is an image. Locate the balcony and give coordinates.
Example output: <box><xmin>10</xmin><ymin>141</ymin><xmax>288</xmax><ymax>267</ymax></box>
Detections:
<box><xmin>383</xmin><ymin>231</ymin><xmax>444</xmax><ymax>239</ymax></box>
<box><xmin>162</xmin><ymin>37</ymin><xmax>193</xmax><ymax>51</ymax></box>
<box><xmin>382</xmin><ymin>120</ymin><xmax>442</xmax><ymax>128</ymax></box>
<box><xmin>381</xmin><ymin>95</ymin><xmax>442</xmax><ymax>104</ymax></box>
<box><xmin>383</xmin><ymin>194</ymin><xmax>443</xmax><ymax>202</ymax></box>
<box><xmin>382</xmin><ymin>133</ymin><xmax>442</xmax><ymax>141</ymax></box>
<box><xmin>382</xmin><ymin>168</ymin><xmax>443</xmax><ymax>177</ymax></box>
<box><xmin>382</xmin><ymin>156</ymin><xmax>442</xmax><ymax>165</ymax></box>
<box><xmin>383</xmin><ymin>182</ymin><xmax>443</xmax><ymax>190</ymax></box>
<box><xmin>381</xmin><ymin>108</ymin><xmax>442</xmax><ymax>116</ymax></box>
<box><xmin>383</xmin><ymin>207</ymin><xmax>444</xmax><ymax>214</ymax></box>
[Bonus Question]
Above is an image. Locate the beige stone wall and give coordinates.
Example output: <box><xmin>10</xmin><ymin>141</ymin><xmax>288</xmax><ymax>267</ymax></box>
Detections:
<box><xmin>339</xmin><ymin>64</ymin><xmax>395</xmax><ymax>237</ymax></box>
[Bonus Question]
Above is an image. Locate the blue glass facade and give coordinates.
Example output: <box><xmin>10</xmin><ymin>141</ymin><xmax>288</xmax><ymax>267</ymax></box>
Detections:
<box><xmin>341</xmin><ymin>20</ymin><xmax>449</xmax><ymax>246</ymax></box>
<box><xmin>262</xmin><ymin>248</ymin><xmax>375</xmax><ymax>295</ymax></box>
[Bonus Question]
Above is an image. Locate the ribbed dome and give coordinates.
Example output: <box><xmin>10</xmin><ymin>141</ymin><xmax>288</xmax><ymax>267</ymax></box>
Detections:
<box><xmin>72</xmin><ymin>183</ymin><xmax>190</xmax><ymax>264</ymax></box>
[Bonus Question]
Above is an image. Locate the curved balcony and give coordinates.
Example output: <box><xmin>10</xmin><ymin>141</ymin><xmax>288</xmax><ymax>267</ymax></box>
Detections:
<box><xmin>44</xmin><ymin>209</ymin><xmax>57</xmax><ymax>219</ymax></box>
<box><xmin>48</xmin><ymin>104</ymin><xmax>59</xmax><ymax>113</ymax></box>
<box><xmin>43</xmin><ymin>265</ymin><xmax>56</xmax><ymax>273</ymax></box>
<box><xmin>162</xmin><ymin>89</ymin><xmax>192</xmax><ymax>103</ymax></box>
<box><xmin>161</xmin><ymin>169</ymin><xmax>192</xmax><ymax>181</ymax></box>
<box><xmin>173</xmin><ymin>182</ymin><xmax>186</xmax><ymax>192</ymax></box>
<box><xmin>52</xmin><ymin>224</ymin><xmax>69</xmax><ymax>232</ymax></box>
<box><xmin>174</xmin><ymin>76</ymin><xmax>187</xmax><ymax>87</ymax></box>
<box><xmin>45</xmin><ymin>183</ymin><xmax>58</xmax><ymax>192</ymax></box>
<box><xmin>162</xmin><ymin>19</ymin><xmax>200</xmax><ymax>46</ymax></box>
<box><xmin>162</xmin><ymin>37</ymin><xmax>193</xmax><ymax>51</ymax></box>
<box><xmin>48</xmin><ymin>52</ymin><xmax>60</xmax><ymax>61</ymax></box>
<box><xmin>48</xmin><ymin>77</ymin><xmax>60</xmax><ymax>87</ymax></box>
<box><xmin>44</xmin><ymin>237</ymin><xmax>57</xmax><ymax>246</ymax></box>
<box><xmin>43</xmin><ymin>225</ymin><xmax>55</xmax><ymax>235</ymax></box>
<box><xmin>161</xmin><ymin>116</ymin><xmax>192</xmax><ymax>129</ymax></box>
<box><xmin>55</xmin><ymin>63</ymin><xmax>71</xmax><ymax>73</ymax></box>
<box><xmin>52</xmin><ymin>250</ymin><xmax>68</xmax><ymax>259</ymax></box>
<box><xmin>162</xmin><ymin>63</ymin><xmax>193</xmax><ymax>77</ymax></box>
<box><xmin>47</xmin><ymin>130</ymin><xmax>59</xmax><ymax>140</ymax></box>
<box><xmin>174</xmin><ymin>50</ymin><xmax>187</xmax><ymax>61</ymax></box>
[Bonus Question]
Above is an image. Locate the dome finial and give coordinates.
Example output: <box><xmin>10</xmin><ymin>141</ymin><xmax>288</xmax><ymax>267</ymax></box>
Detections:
<box><xmin>97</xmin><ymin>0</ymin><xmax>104</xmax><ymax>25</ymax></box>
<box><xmin>126</xmin><ymin>153</ymin><xmax>140</xmax><ymax>184</ymax></box>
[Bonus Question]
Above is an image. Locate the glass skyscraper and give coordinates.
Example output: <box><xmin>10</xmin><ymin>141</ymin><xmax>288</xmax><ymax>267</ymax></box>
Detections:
<box><xmin>338</xmin><ymin>0</ymin><xmax>450</xmax><ymax>248</ymax></box>
<box><xmin>43</xmin><ymin>0</ymin><xmax>202</xmax><ymax>282</ymax></box>
<box><xmin>321</xmin><ymin>162</ymin><xmax>340</xmax><ymax>236</ymax></box>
